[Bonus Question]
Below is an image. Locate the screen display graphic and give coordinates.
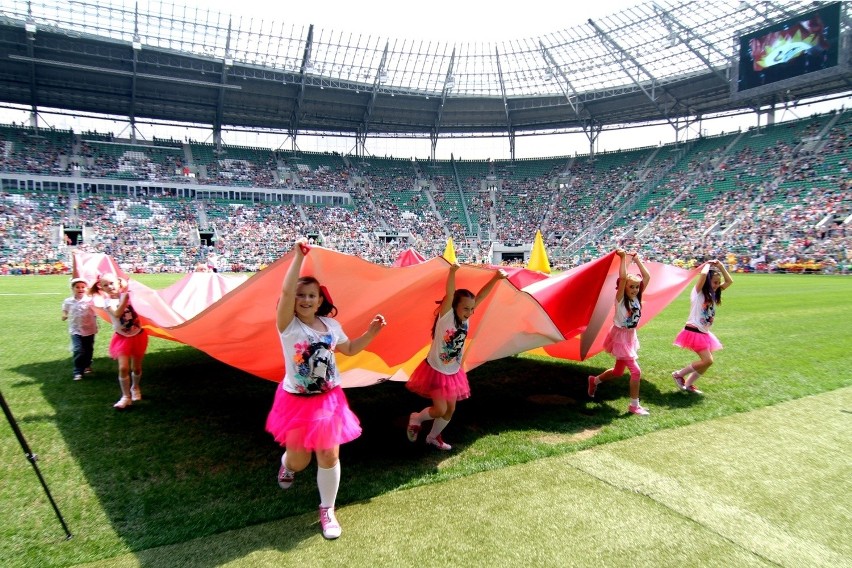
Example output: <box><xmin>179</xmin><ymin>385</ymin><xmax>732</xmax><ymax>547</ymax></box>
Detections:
<box><xmin>736</xmin><ymin>2</ymin><xmax>841</xmax><ymax>93</ymax></box>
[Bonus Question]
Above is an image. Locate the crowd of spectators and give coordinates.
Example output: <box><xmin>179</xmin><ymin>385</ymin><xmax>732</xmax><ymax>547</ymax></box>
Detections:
<box><xmin>0</xmin><ymin>112</ymin><xmax>849</xmax><ymax>275</ymax></box>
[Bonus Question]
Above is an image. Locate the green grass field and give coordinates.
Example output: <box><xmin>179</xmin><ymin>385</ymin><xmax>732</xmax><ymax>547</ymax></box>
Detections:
<box><xmin>1</xmin><ymin>273</ymin><xmax>850</xmax><ymax>567</ymax></box>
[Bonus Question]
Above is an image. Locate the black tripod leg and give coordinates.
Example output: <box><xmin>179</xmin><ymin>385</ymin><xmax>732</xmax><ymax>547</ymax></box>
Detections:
<box><xmin>1</xmin><ymin>390</ymin><xmax>73</xmax><ymax>540</ymax></box>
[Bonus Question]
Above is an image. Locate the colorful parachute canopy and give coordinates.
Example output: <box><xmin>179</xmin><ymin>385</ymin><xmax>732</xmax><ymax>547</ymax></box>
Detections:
<box><xmin>391</xmin><ymin>248</ymin><xmax>426</xmax><ymax>267</ymax></box>
<box><xmin>73</xmin><ymin>249</ymin><xmax>698</xmax><ymax>387</ymax></box>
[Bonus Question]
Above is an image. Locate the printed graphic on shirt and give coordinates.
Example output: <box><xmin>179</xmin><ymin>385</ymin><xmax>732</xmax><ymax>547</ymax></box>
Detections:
<box><xmin>700</xmin><ymin>301</ymin><xmax>715</xmax><ymax>328</ymax></box>
<box><xmin>439</xmin><ymin>324</ymin><xmax>468</xmax><ymax>365</ymax></box>
<box><xmin>292</xmin><ymin>333</ymin><xmax>337</xmax><ymax>393</ymax></box>
<box><xmin>622</xmin><ymin>298</ymin><xmax>641</xmax><ymax>329</ymax></box>
<box><xmin>118</xmin><ymin>304</ymin><xmax>142</xmax><ymax>336</ymax></box>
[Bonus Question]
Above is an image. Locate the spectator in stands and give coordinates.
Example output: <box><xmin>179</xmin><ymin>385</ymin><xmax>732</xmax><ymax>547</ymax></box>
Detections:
<box><xmin>61</xmin><ymin>277</ymin><xmax>98</xmax><ymax>381</ymax></box>
<box><xmin>671</xmin><ymin>259</ymin><xmax>733</xmax><ymax>395</ymax></box>
<box><xmin>588</xmin><ymin>249</ymin><xmax>652</xmax><ymax>415</ymax></box>
<box><xmin>266</xmin><ymin>239</ymin><xmax>386</xmax><ymax>540</ymax></box>
<box><xmin>406</xmin><ymin>262</ymin><xmax>507</xmax><ymax>450</ymax></box>
<box><xmin>90</xmin><ymin>274</ymin><xmax>148</xmax><ymax>409</ymax></box>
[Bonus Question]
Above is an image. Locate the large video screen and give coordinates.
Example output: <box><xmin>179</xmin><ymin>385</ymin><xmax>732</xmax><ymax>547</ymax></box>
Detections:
<box><xmin>736</xmin><ymin>2</ymin><xmax>842</xmax><ymax>93</ymax></box>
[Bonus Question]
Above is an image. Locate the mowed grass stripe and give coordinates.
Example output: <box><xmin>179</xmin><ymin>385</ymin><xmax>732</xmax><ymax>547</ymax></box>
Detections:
<box><xmin>567</xmin><ymin>386</ymin><xmax>852</xmax><ymax>568</ymax></box>
<box><xmin>78</xmin><ymin>389</ymin><xmax>851</xmax><ymax>568</ymax></box>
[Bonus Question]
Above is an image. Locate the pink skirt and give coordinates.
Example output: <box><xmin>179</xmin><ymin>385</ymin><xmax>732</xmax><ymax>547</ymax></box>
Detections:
<box><xmin>109</xmin><ymin>331</ymin><xmax>148</xmax><ymax>360</ymax></box>
<box><xmin>405</xmin><ymin>359</ymin><xmax>471</xmax><ymax>401</ymax></box>
<box><xmin>673</xmin><ymin>328</ymin><xmax>723</xmax><ymax>353</ymax></box>
<box><xmin>265</xmin><ymin>385</ymin><xmax>361</xmax><ymax>451</ymax></box>
<box><xmin>602</xmin><ymin>326</ymin><xmax>640</xmax><ymax>360</ymax></box>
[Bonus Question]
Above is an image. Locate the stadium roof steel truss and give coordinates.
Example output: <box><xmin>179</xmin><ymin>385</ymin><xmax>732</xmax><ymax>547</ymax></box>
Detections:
<box><xmin>0</xmin><ymin>0</ymin><xmax>849</xmax><ymax>158</ymax></box>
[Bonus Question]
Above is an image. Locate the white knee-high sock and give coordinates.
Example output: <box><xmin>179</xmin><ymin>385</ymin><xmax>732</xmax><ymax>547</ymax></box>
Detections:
<box><xmin>118</xmin><ymin>375</ymin><xmax>131</xmax><ymax>398</ymax></box>
<box><xmin>684</xmin><ymin>371</ymin><xmax>701</xmax><ymax>388</ymax></box>
<box><xmin>317</xmin><ymin>462</ymin><xmax>341</xmax><ymax>508</ymax></box>
<box><xmin>428</xmin><ymin>418</ymin><xmax>450</xmax><ymax>439</ymax></box>
<box><xmin>677</xmin><ymin>365</ymin><xmax>694</xmax><ymax>377</ymax></box>
<box><xmin>412</xmin><ymin>407</ymin><xmax>433</xmax><ymax>425</ymax></box>
<box><xmin>131</xmin><ymin>371</ymin><xmax>142</xmax><ymax>388</ymax></box>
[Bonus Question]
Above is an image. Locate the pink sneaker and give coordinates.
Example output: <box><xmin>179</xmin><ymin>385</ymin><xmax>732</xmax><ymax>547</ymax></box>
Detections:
<box><xmin>684</xmin><ymin>385</ymin><xmax>704</xmax><ymax>395</ymax></box>
<box><xmin>406</xmin><ymin>413</ymin><xmax>420</xmax><ymax>443</ymax></box>
<box><xmin>426</xmin><ymin>435</ymin><xmax>452</xmax><ymax>451</ymax></box>
<box><xmin>672</xmin><ymin>371</ymin><xmax>685</xmax><ymax>390</ymax></box>
<box><xmin>628</xmin><ymin>404</ymin><xmax>650</xmax><ymax>416</ymax></box>
<box><xmin>587</xmin><ymin>375</ymin><xmax>598</xmax><ymax>398</ymax></box>
<box><xmin>113</xmin><ymin>396</ymin><xmax>132</xmax><ymax>409</ymax></box>
<box><xmin>319</xmin><ymin>506</ymin><xmax>341</xmax><ymax>539</ymax></box>
<box><xmin>277</xmin><ymin>464</ymin><xmax>295</xmax><ymax>489</ymax></box>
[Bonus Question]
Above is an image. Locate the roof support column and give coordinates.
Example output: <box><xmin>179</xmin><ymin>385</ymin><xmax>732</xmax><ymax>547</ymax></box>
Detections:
<box><xmin>359</xmin><ymin>42</ymin><xmax>390</xmax><ymax>149</ymax></box>
<box><xmin>128</xmin><ymin>5</ymin><xmax>142</xmax><ymax>143</ymax></box>
<box><xmin>583</xmin><ymin>120</ymin><xmax>603</xmax><ymax>157</ymax></box>
<box><xmin>430</xmin><ymin>49</ymin><xmax>457</xmax><ymax>162</ymax></box>
<box><xmin>355</xmin><ymin>129</ymin><xmax>367</xmax><ymax>159</ymax></box>
<box><xmin>24</xmin><ymin>10</ymin><xmax>38</xmax><ymax>129</ymax></box>
<box><xmin>290</xmin><ymin>25</ymin><xmax>315</xmax><ymax>144</ymax></box>
<box><xmin>213</xmin><ymin>19</ymin><xmax>233</xmax><ymax>156</ymax></box>
<box><xmin>495</xmin><ymin>48</ymin><xmax>513</xmax><ymax>159</ymax></box>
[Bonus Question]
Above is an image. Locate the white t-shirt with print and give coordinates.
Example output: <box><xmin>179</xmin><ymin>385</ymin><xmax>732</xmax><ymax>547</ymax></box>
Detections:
<box><xmin>279</xmin><ymin>316</ymin><xmax>348</xmax><ymax>394</ymax></box>
<box><xmin>685</xmin><ymin>288</ymin><xmax>716</xmax><ymax>333</ymax></box>
<box><xmin>425</xmin><ymin>309</ymin><xmax>468</xmax><ymax>375</ymax></box>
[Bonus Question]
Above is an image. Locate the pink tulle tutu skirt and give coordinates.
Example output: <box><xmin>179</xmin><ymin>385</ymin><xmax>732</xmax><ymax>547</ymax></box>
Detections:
<box><xmin>405</xmin><ymin>359</ymin><xmax>471</xmax><ymax>401</ymax></box>
<box><xmin>109</xmin><ymin>331</ymin><xmax>148</xmax><ymax>359</ymax></box>
<box><xmin>673</xmin><ymin>328</ymin><xmax>723</xmax><ymax>353</ymax></box>
<box><xmin>265</xmin><ymin>385</ymin><xmax>361</xmax><ymax>450</ymax></box>
<box><xmin>602</xmin><ymin>326</ymin><xmax>640</xmax><ymax>360</ymax></box>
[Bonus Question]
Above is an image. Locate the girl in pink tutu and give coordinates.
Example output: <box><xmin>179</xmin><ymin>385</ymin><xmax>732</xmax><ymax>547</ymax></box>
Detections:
<box><xmin>406</xmin><ymin>262</ymin><xmax>507</xmax><ymax>450</ymax></box>
<box><xmin>266</xmin><ymin>238</ymin><xmax>386</xmax><ymax>540</ymax></box>
<box><xmin>672</xmin><ymin>259</ymin><xmax>733</xmax><ymax>394</ymax></box>
<box><xmin>91</xmin><ymin>274</ymin><xmax>148</xmax><ymax>409</ymax></box>
<box><xmin>588</xmin><ymin>249</ymin><xmax>652</xmax><ymax>415</ymax></box>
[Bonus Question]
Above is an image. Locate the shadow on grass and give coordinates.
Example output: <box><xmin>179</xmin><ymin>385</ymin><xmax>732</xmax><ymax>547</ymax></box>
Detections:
<box><xmin>11</xmin><ymin>349</ymin><xmax>661</xmax><ymax>565</ymax></box>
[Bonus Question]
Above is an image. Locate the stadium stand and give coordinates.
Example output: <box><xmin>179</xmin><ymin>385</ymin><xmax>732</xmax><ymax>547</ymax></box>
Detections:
<box><xmin>0</xmin><ymin>109</ymin><xmax>849</xmax><ymax>275</ymax></box>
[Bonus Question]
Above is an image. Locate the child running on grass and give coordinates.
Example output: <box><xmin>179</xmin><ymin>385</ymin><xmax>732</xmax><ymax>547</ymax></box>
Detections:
<box><xmin>266</xmin><ymin>238</ymin><xmax>386</xmax><ymax>540</ymax></box>
<box><xmin>588</xmin><ymin>249</ymin><xmax>652</xmax><ymax>415</ymax></box>
<box><xmin>62</xmin><ymin>277</ymin><xmax>98</xmax><ymax>381</ymax></box>
<box><xmin>406</xmin><ymin>262</ymin><xmax>507</xmax><ymax>450</ymax></box>
<box><xmin>672</xmin><ymin>259</ymin><xmax>733</xmax><ymax>394</ymax></box>
<box><xmin>91</xmin><ymin>274</ymin><xmax>147</xmax><ymax>409</ymax></box>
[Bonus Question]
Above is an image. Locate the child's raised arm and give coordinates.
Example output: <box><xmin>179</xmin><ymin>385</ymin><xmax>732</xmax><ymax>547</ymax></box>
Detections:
<box><xmin>474</xmin><ymin>268</ymin><xmax>508</xmax><ymax>308</ymax></box>
<box><xmin>277</xmin><ymin>239</ymin><xmax>309</xmax><ymax>332</ymax></box>
<box><xmin>632</xmin><ymin>252</ymin><xmax>650</xmax><ymax>291</ymax></box>
<box><xmin>711</xmin><ymin>259</ymin><xmax>734</xmax><ymax>290</ymax></box>
<box><xmin>695</xmin><ymin>261</ymin><xmax>711</xmax><ymax>292</ymax></box>
<box><xmin>614</xmin><ymin>249</ymin><xmax>628</xmax><ymax>302</ymax></box>
<box><xmin>336</xmin><ymin>314</ymin><xmax>387</xmax><ymax>356</ymax></box>
<box><xmin>108</xmin><ymin>278</ymin><xmax>131</xmax><ymax>318</ymax></box>
<box><xmin>439</xmin><ymin>262</ymin><xmax>461</xmax><ymax>316</ymax></box>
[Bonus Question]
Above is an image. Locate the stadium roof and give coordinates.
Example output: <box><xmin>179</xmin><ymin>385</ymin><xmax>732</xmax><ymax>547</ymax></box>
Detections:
<box><xmin>0</xmin><ymin>0</ymin><xmax>849</xmax><ymax>155</ymax></box>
